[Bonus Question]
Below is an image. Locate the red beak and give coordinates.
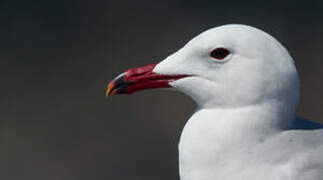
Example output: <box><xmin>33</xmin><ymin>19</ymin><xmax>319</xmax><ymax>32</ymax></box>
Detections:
<box><xmin>106</xmin><ymin>63</ymin><xmax>188</xmax><ymax>96</ymax></box>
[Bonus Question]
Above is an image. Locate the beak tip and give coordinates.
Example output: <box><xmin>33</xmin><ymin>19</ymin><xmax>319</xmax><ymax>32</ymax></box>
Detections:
<box><xmin>105</xmin><ymin>91</ymin><xmax>111</xmax><ymax>98</ymax></box>
<box><xmin>106</xmin><ymin>81</ymin><xmax>116</xmax><ymax>97</ymax></box>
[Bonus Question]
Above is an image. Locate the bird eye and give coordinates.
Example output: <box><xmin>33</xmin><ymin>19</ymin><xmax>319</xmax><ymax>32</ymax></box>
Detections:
<box><xmin>210</xmin><ymin>48</ymin><xmax>230</xmax><ymax>60</ymax></box>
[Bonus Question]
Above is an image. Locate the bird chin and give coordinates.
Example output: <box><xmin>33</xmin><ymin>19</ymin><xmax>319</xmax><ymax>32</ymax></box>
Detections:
<box><xmin>169</xmin><ymin>76</ymin><xmax>218</xmax><ymax>107</ymax></box>
<box><xmin>169</xmin><ymin>76</ymin><xmax>212</xmax><ymax>90</ymax></box>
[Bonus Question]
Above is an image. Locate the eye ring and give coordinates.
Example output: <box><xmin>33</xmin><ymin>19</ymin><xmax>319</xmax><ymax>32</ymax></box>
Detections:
<box><xmin>210</xmin><ymin>48</ymin><xmax>230</xmax><ymax>60</ymax></box>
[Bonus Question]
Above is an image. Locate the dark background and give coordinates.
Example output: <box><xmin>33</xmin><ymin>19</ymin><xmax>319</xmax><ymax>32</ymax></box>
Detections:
<box><xmin>3</xmin><ymin>0</ymin><xmax>323</xmax><ymax>179</ymax></box>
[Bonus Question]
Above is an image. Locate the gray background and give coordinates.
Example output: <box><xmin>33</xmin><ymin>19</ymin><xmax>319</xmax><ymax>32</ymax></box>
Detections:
<box><xmin>3</xmin><ymin>0</ymin><xmax>323</xmax><ymax>179</ymax></box>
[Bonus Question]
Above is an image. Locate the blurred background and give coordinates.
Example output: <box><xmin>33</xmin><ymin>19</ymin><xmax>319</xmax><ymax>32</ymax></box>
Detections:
<box><xmin>2</xmin><ymin>0</ymin><xmax>323</xmax><ymax>179</ymax></box>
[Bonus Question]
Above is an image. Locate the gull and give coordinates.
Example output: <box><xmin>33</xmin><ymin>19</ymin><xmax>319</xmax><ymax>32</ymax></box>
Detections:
<box><xmin>106</xmin><ymin>24</ymin><xmax>323</xmax><ymax>180</ymax></box>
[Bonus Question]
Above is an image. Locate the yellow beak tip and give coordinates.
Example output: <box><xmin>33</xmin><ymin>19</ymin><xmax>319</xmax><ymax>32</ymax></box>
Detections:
<box><xmin>106</xmin><ymin>80</ymin><xmax>121</xmax><ymax>97</ymax></box>
<box><xmin>106</xmin><ymin>82</ymin><xmax>116</xmax><ymax>97</ymax></box>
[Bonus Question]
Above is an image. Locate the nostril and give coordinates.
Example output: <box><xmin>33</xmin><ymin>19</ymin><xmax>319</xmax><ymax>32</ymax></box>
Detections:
<box><xmin>124</xmin><ymin>63</ymin><xmax>158</xmax><ymax>80</ymax></box>
<box><xmin>132</xmin><ymin>72</ymin><xmax>146</xmax><ymax>77</ymax></box>
<box><xmin>125</xmin><ymin>71</ymin><xmax>151</xmax><ymax>82</ymax></box>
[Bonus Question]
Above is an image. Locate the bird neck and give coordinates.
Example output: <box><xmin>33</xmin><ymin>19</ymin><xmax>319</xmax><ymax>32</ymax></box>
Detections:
<box><xmin>178</xmin><ymin>101</ymin><xmax>295</xmax><ymax>180</ymax></box>
<box><xmin>194</xmin><ymin>99</ymin><xmax>295</xmax><ymax>134</ymax></box>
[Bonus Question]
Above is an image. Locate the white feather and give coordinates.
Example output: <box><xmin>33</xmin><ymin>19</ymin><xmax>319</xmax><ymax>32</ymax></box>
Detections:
<box><xmin>153</xmin><ymin>24</ymin><xmax>323</xmax><ymax>180</ymax></box>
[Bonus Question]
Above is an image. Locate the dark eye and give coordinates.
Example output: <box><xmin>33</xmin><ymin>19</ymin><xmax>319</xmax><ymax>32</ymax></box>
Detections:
<box><xmin>210</xmin><ymin>48</ymin><xmax>230</xmax><ymax>60</ymax></box>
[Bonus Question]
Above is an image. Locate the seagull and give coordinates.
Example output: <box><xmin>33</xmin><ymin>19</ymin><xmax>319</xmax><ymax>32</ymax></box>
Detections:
<box><xmin>106</xmin><ymin>24</ymin><xmax>323</xmax><ymax>180</ymax></box>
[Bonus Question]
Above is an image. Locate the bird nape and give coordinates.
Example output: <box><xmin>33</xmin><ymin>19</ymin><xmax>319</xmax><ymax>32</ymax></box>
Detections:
<box><xmin>106</xmin><ymin>24</ymin><xmax>323</xmax><ymax>180</ymax></box>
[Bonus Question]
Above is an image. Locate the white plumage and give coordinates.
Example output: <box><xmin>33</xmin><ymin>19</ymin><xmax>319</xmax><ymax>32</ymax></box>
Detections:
<box><xmin>152</xmin><ymin>24</ymin><xmax>323</xmax><ymax>180</ymax></box>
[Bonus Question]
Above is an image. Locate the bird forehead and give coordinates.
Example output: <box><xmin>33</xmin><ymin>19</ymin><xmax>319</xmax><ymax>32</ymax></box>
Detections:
<box><xmin>190</xmin><ymin>25</ymin><xmax>273</xmax><ymax>49</ymax></box>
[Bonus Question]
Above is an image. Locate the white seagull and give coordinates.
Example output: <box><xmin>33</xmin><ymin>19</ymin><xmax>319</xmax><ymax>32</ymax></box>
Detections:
<box><xmin>106</xmin><ymin>24</ymin><xmax>323</xmax><ymax>180</ymax></box>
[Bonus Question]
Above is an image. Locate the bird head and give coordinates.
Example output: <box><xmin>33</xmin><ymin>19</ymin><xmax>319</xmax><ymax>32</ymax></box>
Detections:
<box><xmin>106</xmin><ymin>24</ymin><xmax>299</xmax><ymax>109</ymax></box>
